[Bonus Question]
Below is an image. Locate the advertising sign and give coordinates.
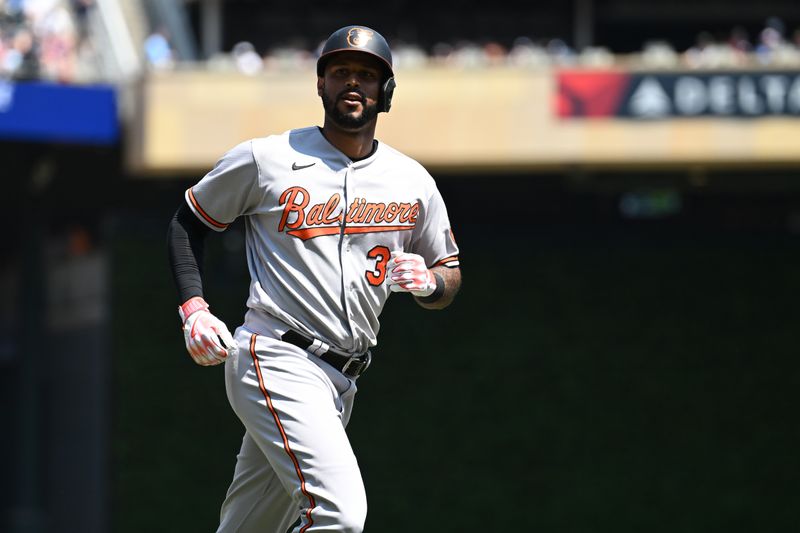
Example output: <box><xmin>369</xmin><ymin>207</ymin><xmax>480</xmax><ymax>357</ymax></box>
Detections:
<box><xmin>557</xmin><ymin>70</ymin><xmax>800</xmax><ymax>119</ymax></box>
<box><xmin>0</xmin><ymin>80</ymin><xmax>118</xmax><ymax>144</ymax></box>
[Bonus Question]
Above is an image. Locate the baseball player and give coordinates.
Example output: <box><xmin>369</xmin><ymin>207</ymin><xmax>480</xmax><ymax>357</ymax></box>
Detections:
<box><xmin>167</xmin><ymin>25</ymin><xmax>461</xmax><ymax>533</ymax></box>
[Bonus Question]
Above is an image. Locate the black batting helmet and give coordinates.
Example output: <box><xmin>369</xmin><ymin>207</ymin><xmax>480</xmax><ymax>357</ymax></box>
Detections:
<box><xmin>317</xmin><ymin>25</ymin><xmax>396</xmax><ymax>113</ymax></box>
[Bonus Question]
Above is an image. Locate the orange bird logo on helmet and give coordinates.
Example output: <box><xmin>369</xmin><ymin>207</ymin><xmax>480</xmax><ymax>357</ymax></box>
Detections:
<box><xmin>346</xmin><ymin>28</ymin><xmax>374</xmax><ymax>48</ymax></box>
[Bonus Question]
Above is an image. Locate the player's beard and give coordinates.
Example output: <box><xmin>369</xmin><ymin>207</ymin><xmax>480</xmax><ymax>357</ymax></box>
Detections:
<box><xmin>321</xmin><ymin>89</ymin><xmax>379</xmax><ymax>130</ymax></box>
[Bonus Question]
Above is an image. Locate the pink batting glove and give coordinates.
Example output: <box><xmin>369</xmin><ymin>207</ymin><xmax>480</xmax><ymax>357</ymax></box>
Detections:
<box><xmin>386</xmin><ymin>252</ymin><xmax>436</xmax><ymax>297</ymax></box>
<box><xmin>179</xmin><ymin>297</ymin><xmax>237</xmax><ymax>366</ymax></box>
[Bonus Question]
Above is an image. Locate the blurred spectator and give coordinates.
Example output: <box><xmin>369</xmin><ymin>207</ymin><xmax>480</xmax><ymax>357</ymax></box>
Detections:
<box><xmin>483</xmin><ymin>41</ymin><xmax>507</xmax><ymax>66</ymax></box>
<box><xmin>753</xmin><ymin>17</ymin><xmax>800</xmax><ymax>66</ymax></box>
<box><xmin>640</xmin><ymin>40</ymin><xmax>679</xmax><ymax>68</ymax></box>
<box><xmin>728</xmin><ymin>25</ymin><xmax>752</xmax><ymax>54</ymax></box>
<box><xmin>231</xmin><ymin>41</ymin><xmax>262</xmax><ymax>75</ymax></box>
<box><xmin>682</xmin><ymin>30</ymin><xmax>713</xmax><ymax>68</ymax></box>
<box><xmin>2</xmin><ymin>27</ymin><xmax>38</xmax><ymax>79</ymax></box>
<box><xmin>545</xmin><ymin>38</ymin><xmax>576</xmax><ymax>65</ymax></box>
<box><xmin>144</xmin><ymin>28</ymin><xmax>174</xmax><ymax>70</ymax></box>
<box><xmin>755</xmin><ymin>26</ymin><xmax>783</xmax><ymax>63</ymax></box>
<box><xmin>764</xmin><ymin>15</ymin><xmax>786</xmax><ymax>38</ymax></box>
<box><xmin>430</xmin><ymin>41</ymin><xmax>453</xmax><ymax>65</ymax></box>
<box><xmin>69</xmin><ymin>0</ymin><xmax>92</xmax><ymax>42</ymax></box>
<box><xmin>507</xmin><ymin>37</ymin><xmax>549</xmax><ymax>67</ymax></box>
<box><xmin>37</xmin><ymin>2</ymin><xmax>77</xmax><ymax>80</ymax></box>
<box><xmin>578</xmin><ymin>46</ymin><xmax>614</xmax><ymax>67</ymax></box>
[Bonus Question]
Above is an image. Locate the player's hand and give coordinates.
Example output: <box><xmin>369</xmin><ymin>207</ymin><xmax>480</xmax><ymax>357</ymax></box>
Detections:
<box><xmin>386</xmin><ymin>252</ymin><xmax>436</xmax><ymax>297</ymax></box>
<box><xmin>179</xmin><ymin>297</ymin><xmax>238</xmax><ymax>366</ymax></box>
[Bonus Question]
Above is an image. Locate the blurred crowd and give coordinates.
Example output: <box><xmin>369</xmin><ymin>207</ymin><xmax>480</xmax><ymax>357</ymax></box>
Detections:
<box><xmin>0</xmin><ymin>0</ymin><xmax>95</xmax><ymax>82</ymax></box>
<box><xmin>3</xmin><ymin>4</ymin><xmax>800</xmax><ymax>83</ymax></box>
<box><xmin>644</xmin><ymin>17</ymin><xmax>800</xmax><ymax>70</ymax></box>
<box><xmin>176</xmin><ymin>16</ymin><xmax>800</xmax><ymax>75</ymax></box>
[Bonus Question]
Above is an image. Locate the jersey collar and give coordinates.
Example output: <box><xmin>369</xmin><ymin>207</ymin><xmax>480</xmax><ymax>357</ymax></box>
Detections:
<box><xmin>315</xmin><ymin>126</ymin><xmax>381</xmax><ymax>168</ymax></box>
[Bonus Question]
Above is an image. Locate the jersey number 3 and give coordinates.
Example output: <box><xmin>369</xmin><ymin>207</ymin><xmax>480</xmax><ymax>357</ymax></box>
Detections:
<box><xmin>365</xmin><ymin>245</ymin><xmax>390</xmax><ymax>286</ymax></box>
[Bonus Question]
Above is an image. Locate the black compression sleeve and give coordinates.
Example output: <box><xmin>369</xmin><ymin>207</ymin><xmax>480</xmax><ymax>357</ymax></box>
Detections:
<box><xmin>167</xmin><ymin>202</ymin><xmax>211</xmax><ymax>304</ymax></box>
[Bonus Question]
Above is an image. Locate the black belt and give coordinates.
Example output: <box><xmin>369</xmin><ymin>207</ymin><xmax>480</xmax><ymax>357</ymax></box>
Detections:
<box><xmin>281</xmin><ymin>330</ymin><xmax>372</xmax><ymax>379</ymax></box>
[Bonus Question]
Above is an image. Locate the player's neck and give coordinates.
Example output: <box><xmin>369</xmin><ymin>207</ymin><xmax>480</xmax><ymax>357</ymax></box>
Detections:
<box><xmin>321</xmin><ymin>119</ymin><xmax>377</xmax><ymax>161</ymax></box>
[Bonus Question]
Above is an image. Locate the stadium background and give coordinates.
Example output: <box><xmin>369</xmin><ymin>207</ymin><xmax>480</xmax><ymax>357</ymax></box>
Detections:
<box><xmin>2</xmin><ymin>0</ymin><xmax>799</xmax><ymax>531</ymax></box>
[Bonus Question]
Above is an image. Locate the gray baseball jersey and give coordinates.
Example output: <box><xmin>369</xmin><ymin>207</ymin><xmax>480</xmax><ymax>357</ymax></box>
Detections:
<box><xmin>186</xmin><ymin>126</ymin><xmax>459</xmax><ymax>354</ymax></box>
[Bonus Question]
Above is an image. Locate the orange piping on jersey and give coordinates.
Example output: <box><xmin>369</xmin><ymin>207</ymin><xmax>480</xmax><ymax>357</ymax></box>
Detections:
<box><xmin>187</xmin><ymin>188</ymin><xmax>228</xmax><ymax>229</ymax></box>
<box><xmin>433</xmin><ymin>256</ymin><xmax>460</xmax><ymax>267</ymax></box>
<box><xmin>345</xmin><ymin>225</ymin><xmax>415</xmax><ymax>235</ymax></box>
<box><xmin>286</xmin><ymin>225</ymin><xmax>416</xmax><ymax>241</ymax></box>
<box><xmin>248</xmin><ymin>334</ymin><xmax>316</xmax><ymax>531</ymax></box>
<box><xmin>286</xmin><ymin>227</ymin><xmax>341</xmax><ymax>239</ymax></box>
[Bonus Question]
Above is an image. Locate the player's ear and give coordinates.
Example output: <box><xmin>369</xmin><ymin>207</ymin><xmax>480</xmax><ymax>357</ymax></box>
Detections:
<box><xmin>317</xmin><ymin>77</ymin><xmax>324</xmax><ymax>96</ymax></box>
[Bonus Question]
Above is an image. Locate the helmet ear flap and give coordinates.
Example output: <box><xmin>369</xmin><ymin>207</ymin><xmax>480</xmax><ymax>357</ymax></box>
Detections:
<box><xmin>380</xmin><ymin>77</ymin><xmax>396</xmax><ymax>113</ymax></box>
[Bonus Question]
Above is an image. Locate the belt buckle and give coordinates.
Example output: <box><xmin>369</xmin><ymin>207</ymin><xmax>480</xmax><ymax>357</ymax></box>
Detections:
<box><xmin>341</xmin><ymin>350</ymin><xmax>372</xmax><ymax>379</ymax></box>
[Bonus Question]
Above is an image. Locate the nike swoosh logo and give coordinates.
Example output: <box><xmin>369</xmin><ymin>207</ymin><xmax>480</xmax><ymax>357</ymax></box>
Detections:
<box><xmin>292</xmin><ymin>162</ymin><xmax>316</xmax><ymax>170</ymax></box>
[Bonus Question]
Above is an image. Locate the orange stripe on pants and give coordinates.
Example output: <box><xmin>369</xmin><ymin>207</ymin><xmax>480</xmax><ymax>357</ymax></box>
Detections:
<box><xmin>248</xmin><ymin>334</ymin><xmax>316</xmax><ymax>531</ymax></box>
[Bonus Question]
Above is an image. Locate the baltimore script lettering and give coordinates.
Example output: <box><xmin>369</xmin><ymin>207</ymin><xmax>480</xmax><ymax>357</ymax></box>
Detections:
<box><xmin>278</xmin><ymin>186</ymin><xmax>420</xmax><ymax>240</ymax></box>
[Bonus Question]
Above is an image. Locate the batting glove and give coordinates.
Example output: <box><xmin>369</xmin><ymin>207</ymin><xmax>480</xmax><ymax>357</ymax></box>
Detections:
<box><xmin>386</xmin><ymin>252</ymin><xmax>436</xmax><ymax>297</ymax></box>
<box><xmin>179</xmin><ymin>297</ymin><xmax>237</xmax><ymax>366</ymax></box>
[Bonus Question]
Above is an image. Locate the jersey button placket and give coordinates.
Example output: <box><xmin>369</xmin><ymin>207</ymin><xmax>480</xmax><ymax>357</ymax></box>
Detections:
<box><xmin>341</xmin><ymin>164</ymin><xmax>357</xmax><ymax>331</ymax></box>
<box><xmin>345</xmin><ymin>163</ymin><xmax>355</xmax><ymax>254</ymax></box>
<box><xmin>348</xmin><ymin>166</ymin><xmax>360</xmax><ymax>327</ymax></box>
